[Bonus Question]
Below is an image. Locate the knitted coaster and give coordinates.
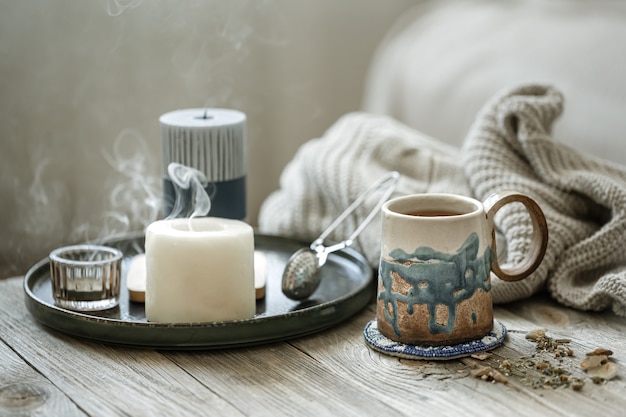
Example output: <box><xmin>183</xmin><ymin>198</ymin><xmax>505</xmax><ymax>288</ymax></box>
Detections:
<box><xmin>363</xmin><ymin>319</ymin><xmax>506</xmax><ymax>360</ymax></box>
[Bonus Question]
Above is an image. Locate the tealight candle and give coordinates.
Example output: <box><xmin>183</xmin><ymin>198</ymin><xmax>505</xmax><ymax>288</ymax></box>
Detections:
<box><xmin>145</xmin><ymin>217</ymin><xmax>255</xmax><ymax>323</ymax></box>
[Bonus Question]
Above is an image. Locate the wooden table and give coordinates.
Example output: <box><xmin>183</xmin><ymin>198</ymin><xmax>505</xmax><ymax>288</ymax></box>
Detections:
<box><xmin>1</xmin><ymin>275</ymin><xmax>624</xmax><ymax>417</ymax></box>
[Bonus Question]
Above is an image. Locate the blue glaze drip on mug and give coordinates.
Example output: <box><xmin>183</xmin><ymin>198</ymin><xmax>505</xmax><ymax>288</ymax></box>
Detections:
<box><xmin>378</xmin><ymin>232</ymin><xmax>494</xmax><ymax>337</ymax></box>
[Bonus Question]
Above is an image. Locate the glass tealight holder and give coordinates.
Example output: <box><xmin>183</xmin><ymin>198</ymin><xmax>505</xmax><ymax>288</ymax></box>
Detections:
<box><xmin>49</xmin><ymin>245</ymin><xmax>123</xmax><ymax>312</ymax></box>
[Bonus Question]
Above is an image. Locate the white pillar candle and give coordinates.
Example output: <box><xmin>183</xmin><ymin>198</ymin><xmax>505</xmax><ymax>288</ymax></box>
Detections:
<box><xmin>145</xmin><ymin>217</ymin><xmax>255</xmax><ymax>323</ymax></box>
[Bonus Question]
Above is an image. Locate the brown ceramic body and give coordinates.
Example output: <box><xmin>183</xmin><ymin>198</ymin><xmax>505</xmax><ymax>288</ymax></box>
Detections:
<box><xmin>376</xmin><ymin>192</ymin><xmax>547</xmax><ymax>346</ymax></box>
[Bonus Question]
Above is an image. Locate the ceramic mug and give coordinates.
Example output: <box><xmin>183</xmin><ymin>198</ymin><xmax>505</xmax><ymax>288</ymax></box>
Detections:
<box><xmin>376</xmin><ymin>192</ymin><xmax>548</xmax><ymax>346</ymax></box>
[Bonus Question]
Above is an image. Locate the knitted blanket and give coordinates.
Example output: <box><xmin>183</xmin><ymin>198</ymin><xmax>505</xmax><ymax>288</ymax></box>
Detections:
<box><xmin>258</xmin><ymin>84</ymin><xmax>626</xmax><ymax>316</ymax></box>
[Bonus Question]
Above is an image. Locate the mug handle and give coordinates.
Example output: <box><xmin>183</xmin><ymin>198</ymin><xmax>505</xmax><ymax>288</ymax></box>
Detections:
<box><xmin>483</xmin><ymin>191</ymin><xmax>549</xmax><ymax>282</ymax></box>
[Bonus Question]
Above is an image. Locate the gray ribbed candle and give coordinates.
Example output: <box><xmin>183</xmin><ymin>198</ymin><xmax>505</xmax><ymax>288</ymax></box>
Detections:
<box><xmin>159</xmin><ymin>108</ymin><xmax>247</xmax><ymax>220</ymax></box>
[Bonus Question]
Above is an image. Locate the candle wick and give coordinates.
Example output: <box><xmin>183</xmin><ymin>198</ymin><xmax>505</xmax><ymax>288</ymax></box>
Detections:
<box><xmin>194</xmin><ymin>108</ymin><xmax>213</xmax><ymax>121</ymax></box>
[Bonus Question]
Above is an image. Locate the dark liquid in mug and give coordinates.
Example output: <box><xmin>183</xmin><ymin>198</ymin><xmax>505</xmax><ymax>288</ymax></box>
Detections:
<box><xmin>406</xmin><ymin>210</ymin><xmax>463</xmax><ymax>217</ymax></box>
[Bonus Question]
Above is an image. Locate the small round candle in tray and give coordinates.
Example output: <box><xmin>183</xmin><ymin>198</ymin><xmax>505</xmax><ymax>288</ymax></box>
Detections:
<box><xmin>49</xmin><ymin>245</ymin><xmax>123</xmax><ymax>312</ymax></box>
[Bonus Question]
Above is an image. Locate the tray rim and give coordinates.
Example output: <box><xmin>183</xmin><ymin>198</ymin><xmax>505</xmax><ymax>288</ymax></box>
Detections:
<box><xmin>23</xmin><ymin>233</ymin><xmax>374</xmax><ymax>349</ymax></box>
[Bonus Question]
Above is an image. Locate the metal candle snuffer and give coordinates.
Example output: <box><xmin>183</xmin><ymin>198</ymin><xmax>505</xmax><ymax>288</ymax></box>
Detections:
<box><xmin>281</xmin><ymin>171</ymin><xmax>400</xmax><ymax>300</ymax></box>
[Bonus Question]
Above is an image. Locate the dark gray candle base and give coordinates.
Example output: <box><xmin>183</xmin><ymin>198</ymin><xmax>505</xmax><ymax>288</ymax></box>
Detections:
<box><xmin>162</xmin><ymin>176</ymin><xmax>246</xmax><ymax>220</ymax></box>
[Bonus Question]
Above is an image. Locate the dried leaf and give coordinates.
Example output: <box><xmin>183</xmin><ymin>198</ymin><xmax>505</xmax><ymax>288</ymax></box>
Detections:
<box><xmin>586</xmin><ymin>348</ymin><xmax>614</xmax><ymax>357</ymax></box>
<box><xmin>470</xmin><ymin>365</ymin><xmax>508</xmax><ymax>384</ymax></box>
<box><xmin>470</xmin><ymin>366</ymin><xmax>492</xmax><ymax>378</ymax></box>
<box><xmin>525</xmin><ymin>328</ymin><xmax>547</xmax><ymax>341</ymax></box>
<box><xmin>580</xmin><ymin>355</ymin><xmax>608</xmax><ymax>370</ymax></box>
<box><xmin>587</xmin><ymin>362</ymin><xmax>618</xmax><ymax>381</ymax></box>
<box><xmin>470</xmin><ymin>352</ymin><xmax>492</xmax><ymax>361</ymax></box>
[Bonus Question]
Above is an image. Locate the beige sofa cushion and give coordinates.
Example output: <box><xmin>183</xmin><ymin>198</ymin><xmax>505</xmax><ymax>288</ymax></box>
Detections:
<box><xmin>363</xmin><ymin>0</ymin><xmax>626</xmax><ymax>165</ymax></box>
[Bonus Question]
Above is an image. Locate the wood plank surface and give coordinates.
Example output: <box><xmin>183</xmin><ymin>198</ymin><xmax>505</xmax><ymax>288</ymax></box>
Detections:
<box><xmin>1</xmin><ymin>276</ymin><xmax>625</xmax><ymax>417</ymax></box>
<box><xmin>0</xmin><ymin>339</ymin><xmax>86</xmax><ymax>417</ymax></box>
<box><xmin>290</xmin><ymin>303</ymin><xmax>626</xmax><ymax>417</ymax></box>
<box><xmin>0</xmin><ymin>278</ymin><xmax>243</xmax><ymax>417</ymax></box>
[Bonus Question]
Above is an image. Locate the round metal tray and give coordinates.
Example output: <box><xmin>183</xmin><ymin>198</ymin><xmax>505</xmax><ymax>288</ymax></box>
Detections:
<box><xmin>24</xmin><ymin>233</ymin><xmax>374</xmax><ymax>349</ymax></box>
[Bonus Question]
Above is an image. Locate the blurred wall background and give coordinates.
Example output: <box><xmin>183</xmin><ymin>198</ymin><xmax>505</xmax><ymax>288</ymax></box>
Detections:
<box><xmin>0</xmin><ymin>0</ymin><xmax>418</xmax><ymax>277</ymax></box>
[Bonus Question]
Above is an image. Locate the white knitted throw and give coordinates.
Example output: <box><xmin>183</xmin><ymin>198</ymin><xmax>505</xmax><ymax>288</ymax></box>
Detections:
<box><xmin>259</xmin><ymin>84</ymin><xmax>626</xmax><ymax>316</ymax></box>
